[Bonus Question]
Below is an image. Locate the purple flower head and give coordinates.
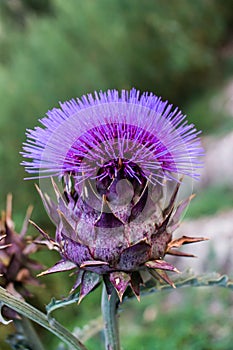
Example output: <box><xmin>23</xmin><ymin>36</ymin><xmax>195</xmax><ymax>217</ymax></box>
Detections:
<box><xmin>21</xmin><ymin>89</ymin><xmax>205</xmax><ymax>301</ymax></box>
<box><xmin>22</xmin><ymin>88</ymin><xmax>203</xmax><ymax>185</ymax></box>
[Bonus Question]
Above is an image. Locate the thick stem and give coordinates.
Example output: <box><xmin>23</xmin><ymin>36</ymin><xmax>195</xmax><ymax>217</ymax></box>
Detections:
<box><xmin>101</xmin><ymin>284</ymin><xmax>120</xmax><ymax>350</ymax></box>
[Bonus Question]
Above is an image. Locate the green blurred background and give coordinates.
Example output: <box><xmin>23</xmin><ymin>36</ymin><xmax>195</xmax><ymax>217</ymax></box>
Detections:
<box><xmin>0</xmin><ymin>1</ymin><xmax>233</xmax><ymax>349</ymax></box>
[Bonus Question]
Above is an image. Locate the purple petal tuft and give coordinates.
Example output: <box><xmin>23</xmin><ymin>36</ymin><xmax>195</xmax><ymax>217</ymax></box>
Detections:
<box><xmin>21</xmin><ymin>88</ymin><xmax>203</xmax><ymax>184</ymax></box>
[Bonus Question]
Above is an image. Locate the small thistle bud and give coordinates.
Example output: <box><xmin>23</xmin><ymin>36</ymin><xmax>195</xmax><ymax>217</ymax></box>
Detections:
<box><xmin>0</xmin><ymin>195</ymin><xmax>41</xmax><ymax>319</ymax></box>
<box><xmin>22</xmin><ymin>89</ymin><xmax>206</xmax><ymax>301</ymax></box>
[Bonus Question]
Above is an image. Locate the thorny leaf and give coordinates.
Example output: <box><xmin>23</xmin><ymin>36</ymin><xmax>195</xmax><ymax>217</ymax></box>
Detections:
<box><xmin>122</xmin><ymin>271</ymin><xmax>233</xmax><ymax>302</ymax></box>
<box><xmin>46</xmin><ymin>293</ymin><xmax>80</xmax><ymax>322</ymax></box>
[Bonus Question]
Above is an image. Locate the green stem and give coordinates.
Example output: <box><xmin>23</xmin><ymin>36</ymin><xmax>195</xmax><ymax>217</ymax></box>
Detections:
<box><xmin>14</xmin><ymin>317</ymin><xmax>45</xmax><ymax>350</ymax></box>
<box><xmin>0</xmin><ymin>286</ymin><xmax>88</xmax><ymax>350</ymax></box>
<box><xmin>101</xmin><ymin>284</ymin><xmax>120</xmax><ymax>350</ymax></box>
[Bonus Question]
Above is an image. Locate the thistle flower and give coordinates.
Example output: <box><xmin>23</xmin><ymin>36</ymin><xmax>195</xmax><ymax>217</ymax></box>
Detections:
<box><xmin>22</xmin><ymin>88</ymin><xmax>206</xmax><ymax>301</ymax></box>
<box><xmin>0</xmin><ymin>195</ymin><xmax>41</xmax><ymax>319</ymax></box>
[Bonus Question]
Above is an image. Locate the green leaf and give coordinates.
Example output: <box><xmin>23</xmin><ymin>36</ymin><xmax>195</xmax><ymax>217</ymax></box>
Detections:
<box><xmin>0</xmin><ymin>286</ymin><xmax>87</xmax><ymax>350</ymax></box>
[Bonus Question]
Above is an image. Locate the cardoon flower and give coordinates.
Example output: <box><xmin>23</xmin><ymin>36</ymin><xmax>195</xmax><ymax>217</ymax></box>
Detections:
<box><xmin>22</xmin><ymin>88</ymin><xmax>206</xmax><ymax>302</ymax></box>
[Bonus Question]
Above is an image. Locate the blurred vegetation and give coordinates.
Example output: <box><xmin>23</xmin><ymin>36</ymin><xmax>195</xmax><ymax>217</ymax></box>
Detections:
<box><xmin>0</xmin><ymin>0</ymin><xmax>233</xmax><ymax>225</ymax></box>
<box><xmin>119</xmin><ymin>288</ymin><xmax>233</xmax><ymax>350</ymax></box>
<box><xmin>186</xmin><ymin>184</ymin><xmax>233</xmax><ymax>219</ymax></box>
<box><xmin>0</xmin><ymin>0</ymin><xmax>233</xmax><ymax>349</ymax></box>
